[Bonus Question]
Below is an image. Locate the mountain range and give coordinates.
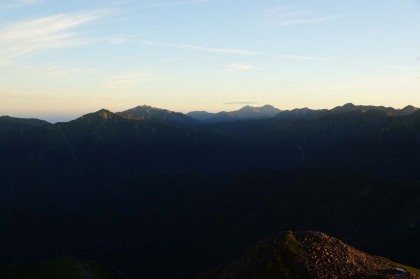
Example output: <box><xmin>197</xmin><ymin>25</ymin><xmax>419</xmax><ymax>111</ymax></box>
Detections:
<box><xmin>3</xmin><ymin>103</ymin><xmax>417</xmax><ymax>126</ymax></box>
<box><xmin>187</xmin><ymin>104</ymin><xmax>281</xmax><ymax>122</ymax></box>
<box><xmin>190</xmin><ymin>103</ymin><xmax>419</xmax><ymax>122</ymax></box>
<box><xmin>119</xmin><ymin>105</ymin><xmax>197</xmax><ymax>126</ymax></box>
<box><xmin>1</xmin><ymin>103</ymin><xmax>420</xmax><ymax>278</ymax></box>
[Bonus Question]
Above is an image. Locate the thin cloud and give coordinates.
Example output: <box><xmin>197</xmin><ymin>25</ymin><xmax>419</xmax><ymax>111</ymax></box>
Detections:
<box><xmin>21</xmin><ymin>0</ymin><xmax>43</xmax><ymax>3</ymax></box>
<box><xmin>223</xmin><ymin>63</ymin><xmax>261</xmax><ymax>72</ymax></box>
<box><xmin>278</xmin><ymin>55</ymin><xmax>330</xmax><ymax>61</ymax></box>
<box><xmin>0</xmin><ymin>10</ymin><xmax>105</xmax><ymax>63</ymax></box>
<box><xmin>102</xmin><ymin>72</ymin><xmax>154</xmax><ymax>89</ymax></box>
<box><xmin>0</xmin><ymin>0</ymin><xmax>45</xmax><ymax>10</ymax></box>
<box><xmin>24</xmin><ymin>63</ymin><xmax>96</xmax><ymax>77</ymax></box>
<box><xmin>182</xmin><ymin>45</ymin><xmax>263</xmax><ymax>56</ymax></box>
<box><xmin>105</xmin><ymin>37</ymin><xmax>263</xmax><ymax>56</ymax></box>
<box><xmin>279</xmin><ymin>15</ymin><xmax>339</xmax><ymax>26</ymax></box>
<box><xmin>264</xmin><ymin>6</ymin><xmax>339</xmax><ymax>27</ymax></box>
<box><xmin>143</xmin><ymin>0</ymin><xmax>210</xmax><ymax>8</ymax></box>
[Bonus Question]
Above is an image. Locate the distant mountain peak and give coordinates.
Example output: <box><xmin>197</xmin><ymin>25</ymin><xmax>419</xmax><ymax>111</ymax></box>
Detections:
<box><xmin>187</xmin><ymin>104</ymin><xmax>281</xmax><ymax>123</ymax></box>
<box><xmin>262</xmin><ymin>104</ymin><xmax>276</xmax><ymax>109</ymax></box>
<box><xmin>119</xmin><ymin>105</ymin><xmax>196</xmax><ymax>126</ymax></box>
<box><xmin>74</xmin><ymin>109</ymin><xmax>116</xmax><ymax>123</ymax></box>
<box><xmin>96</xmin><ymin>109</ymin><xmax>114</xmax><ymax>119</ymax></box>
<box><xmin>232</xmin><ymin>105</ymin><xmax>281</xmax><ymax>119</ymax></box>
<box><xmin>0</xmin><ymin>115</ymin><xmax>50</xmax><ymax>133</ymax></box>
<box><xmin>403</xmin><ymin>105</ymin><xmax>417</xmax><ymax>110</ymax></box>
<box><xmin>399</xmin><ymin>105</ymin><xmax>419</xmax><ymax>116</ymax></box>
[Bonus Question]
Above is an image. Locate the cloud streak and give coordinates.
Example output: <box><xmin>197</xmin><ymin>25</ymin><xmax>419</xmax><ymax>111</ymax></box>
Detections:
<box><xmin>264</xmin><ymin>6</ymin><xmax>339</xmax><ymax>27</ymax></box>
<box><xmin>181</xmin><ymin>45</ymin><xmax>263</xmax><ymax>56</ymax></box>
<box><xmin>20</xmin><ymin>63</ymin><xmax>96</xmax><ymax>77</ymax></box>
<box><xmin>135</xmin><ymin>0</ymin><xmax>211</xmax><ymax>9</ymax></box>
<box><xmin>105</xmin><ymin>37</ymin><xmax>263</xmax><ymax>56</ymax></box>
<box><xmin>0</xmin><ymin>10</ymin><xmax>105</xmax><ymax>63</ymax></box>
<box><xmin>0</xmin><ymin>0</ymin><xmax>44</xmax><ymax>10</ymax></box>
<box><xmin>278</xmin><ymin>54</ymin><xmax>330</xmax><ymax>61</ymax></box>
<box><xmin>278</xmin><ymin>15</ymin><xmax>339</xmax><ymax>26</ymax></box>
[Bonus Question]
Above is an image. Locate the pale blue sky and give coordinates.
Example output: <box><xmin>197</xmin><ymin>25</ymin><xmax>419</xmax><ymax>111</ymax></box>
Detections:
<box><xmin>0</xmin><ymin>0</ymin><xmax>419</xmax><ymax>122</ymax></box>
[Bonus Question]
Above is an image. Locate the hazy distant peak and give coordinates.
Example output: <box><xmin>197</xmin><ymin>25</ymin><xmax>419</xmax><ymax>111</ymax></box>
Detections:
<box><xmin>233</xmin><ymin>104</ymin><xmax>281</xmax><ymax>118</ymax></box>
<box><xmin>399</xmin><ymin>105</ymin><xmax>419</xmax><ymax>116</ymax></box>
<box><xmin>123</xmin><ymin>105</ymin><xmax>168</xmax><ymax>113</ymax></box>
<box><xmin>0</xmin><ymin>115</ymin><xmax>50</xmax><ymax>133</ymax></box>
<box><xmin>0</xmin><ymin>115</ymin><xmax>49</xmax><ymax>122</ymax></box>
<box><xmin>261</xmin><ymin>104</ymin><xmax>278</xmax><ymax>109</ymax></box>
<box><xmin>403</xmin><ymin>105</ymin><xmax>417</xmax><ymax>110</ymax></box>
<box><xmin>119</xmin><ymin>105</ymin><xmax>196</xmax><ymax>126</ymax></box>
<box><xmin>187</xmin><ymin>104</ymin><xmax>280</xmax><ymax>122</ymax></box>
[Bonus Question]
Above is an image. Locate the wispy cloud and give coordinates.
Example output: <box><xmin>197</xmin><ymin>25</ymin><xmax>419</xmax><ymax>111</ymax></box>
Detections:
<box><xmin>142</xmin><ymin>0</ymin><xmax>210</xmax><ymax>8</ymax></box>
<box><xmin>19</xmin><ymin>63</ymin><xmax>95</xmax><ymax>77</ymax></box>
<box><xmin>223</xmin><ymin>63</ymin><xmax>261</xmax><ymax>72</ymax></box>
<box><xmin>182</xmin><ymin>45</ymin><xmax>263</xmax><ymax>56</ymax></box>
<box><xmin>20</xmin><ymin>0</ymin><xmax>43</xmax><ymax>4</ymax></box>
<box><xmin>278</xmin><ymin>55</ymin><xmax>330</xmax><ymax>61</ymax></box>
<box><xmin>105</xmin><ymin>37</ymin><xmax>263</xmax><ymax>56</ymax></box>
<box><xmin>102</xmin><ymin>72</ymin><xmax>154</xmax><ymax>89</ymax></box>
<box><xmin>0</xmin><ymin>10</ymin><xmax>105</xmax><ymax>63</ymax></box>
<box><xmin>278</xmin><ymin>15</ymin><xmax>339</xmax><ymax>26</ymax></box>
<box><xmin>0</xmin><ymin>0</ymin><xmax>44</xmax><ymax>10</ymax></box>
<box><xmin>264</xmin><ymin>6</ymin><xmax>339</xmax><ymax>27</ymax></box>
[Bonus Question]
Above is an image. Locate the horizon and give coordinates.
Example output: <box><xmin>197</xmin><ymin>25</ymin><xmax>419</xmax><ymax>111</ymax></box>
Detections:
<box><xmin>1</xmin><ymin>0</ymin><xmax>419</xmax><ymax>122</ymax></box>
<box><xmin>2</xmin><ymin>101</ymin><xmax>418</xmax><ymax>123</ymax></box>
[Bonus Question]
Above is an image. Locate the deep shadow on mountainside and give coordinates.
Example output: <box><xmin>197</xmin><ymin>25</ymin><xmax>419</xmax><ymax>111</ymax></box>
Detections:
<box><xmin>1</xmin><ymin>104</ymin><xmax>420</xmax><ymax>179</ymax></box>
<box><xmin>0</xmin><ymin>257</ymin><xmax>122</xmax><ymax>279</ymax></box>
<box><xmin>198</xmin><ymin>231</ymin><xmax>420</xmax><ymax>279</ymax></box>
<box><xmin>1</xmin><ymin>103</ymin><xmax>420</xmax><ymax>278</ymax></box>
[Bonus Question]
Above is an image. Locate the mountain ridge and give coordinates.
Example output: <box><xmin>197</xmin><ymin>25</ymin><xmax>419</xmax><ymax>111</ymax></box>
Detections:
<box><xmin>2</xmin><ymin>103</ymin><xmax>419</xmax><ymax>125</ymax></box>
<box><xmin>198</xmin><ymin>231</ymin><xmax>420</xmax><ymax>279</ymax></box>
<box><xmin>187</xmin><ymin>104</ymin><xmax>281</xmax><ymax>122</ymax></box>
<box><xmin>118</xmin><ymin>105</ymin><xmax>197</xmax><ymax>126</ymax></box>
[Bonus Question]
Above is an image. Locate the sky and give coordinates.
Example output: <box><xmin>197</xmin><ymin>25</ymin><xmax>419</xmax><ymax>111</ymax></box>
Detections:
<box><xmin>0</xmin><ymin>0</ymin><xmax>419</xmax><ymax>122</ymax></box>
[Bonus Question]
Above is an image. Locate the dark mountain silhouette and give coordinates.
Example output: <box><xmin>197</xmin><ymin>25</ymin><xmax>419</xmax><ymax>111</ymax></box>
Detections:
<box><xmin>1</xmin><ymin>103</ymin><xmax>420</xmax><ymax>278</ymax></box>
<box><xmin>232</xmin><ymin>105</ymin><xmax>281</xmax><ymax>118</ymax></box>
<box><xmin>2</xmin><ymin>105</ymin><xmax>420</xmax><ymax>179</ymax></box>
<box><xmin>187</xmin><ymin>110</ymin><xmax>215</xmax><ymax>121</ymax></box>
<box><xmin>187</xmin><ymin>104</ymin><xmax>280</xmax><ymax>122</ymax></box>
<box><xmin>273</xmin><ymin>103</ymin><xmax>420</xmax><ymax>120</ymax></box>
<box><xmin>331</xmin><ymin>103</ymin><xmax>397</xmax><ymax>115</ymax></box>
<box><xmin>399</xmin><ymin>105</ymin><xmax>419</xmax><ymax>116</ymax></box>
<box><xmin>0</xmin><ymin>257</ymin><xmax>122</xmax><ymax>279</ymax></box>
<box><xmin>0</xmin><ymin>116</ymin><xmax>50</xmax><ymax>133</ymax></box>
<box><xmin>189</xmin><ymin>103</ymin><xmax>419</xmax><ymax>123</ymax></box>
<box><xmin>119</xmin><ymin>105</ymin><xmax>197</xmax><ymax>126</ymax></box>
<box><xmin>211</xmin><ymin>111</ymin><xmax>239</xmax><ymax>122</ymax></box>
<box><xmin>198</xmin><ymin>231</ymin><xmax>420</xmax><ymax>279</ymax></box>
<box><xmin>273</xmin><ymin>107</ymin><xmax>328</xmax><ymax>120</ymax></box>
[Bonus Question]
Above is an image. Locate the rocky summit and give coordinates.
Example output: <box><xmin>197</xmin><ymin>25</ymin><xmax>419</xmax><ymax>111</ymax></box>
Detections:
<box><xmin>198</xmin><ymin>231</ymin><xmax>420</xmax><ymax>279</ymax></box>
